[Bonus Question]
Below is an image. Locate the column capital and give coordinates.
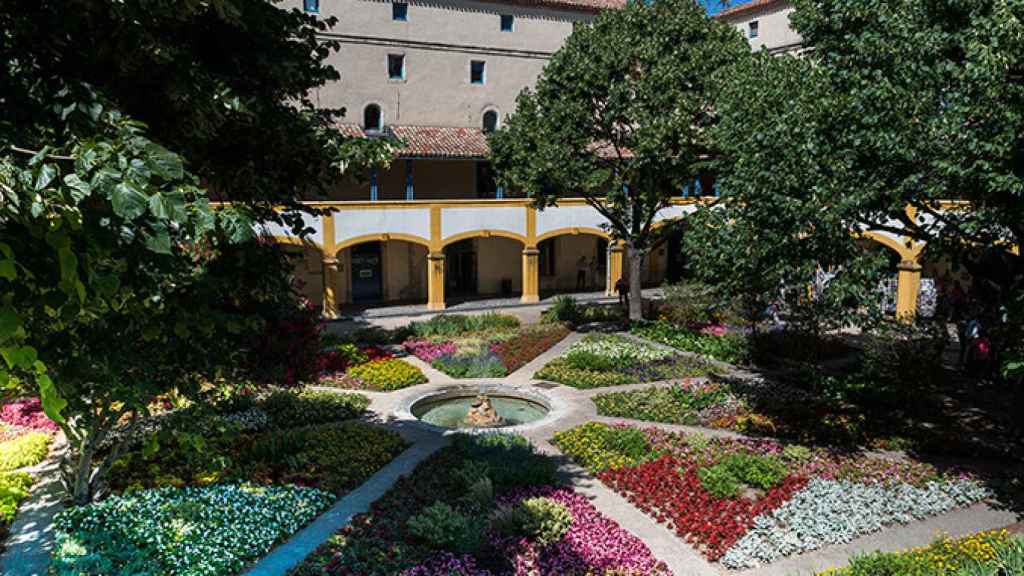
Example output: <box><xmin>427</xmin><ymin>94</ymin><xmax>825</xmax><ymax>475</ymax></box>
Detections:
<box><xmin>897</xmin><ymin>260</ymin><xmax>922</xmax><ymax>272</ymax></box>
<box><xmin>522</xmin><ymin>247</ymin><xmax>540</xmax><ymax>256</ymax></box>
<box><xmin>427</xmin><ymin>251</ymin><xmax>445</xmax><ymax>261</ymax></box>
<box><xmin>322</xmin><ymin>257</ymin><xmax>340</xmax><ymax>267</ymax></box>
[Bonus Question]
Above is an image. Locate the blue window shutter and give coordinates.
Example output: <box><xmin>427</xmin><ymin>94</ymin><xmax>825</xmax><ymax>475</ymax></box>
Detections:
<box><xmin>370</xmin><ymin>167</ymin><xmax>379</xmax><ymax>201</ymax></box>
<box><xmin>405</xmin><ymin>160</ymin><xmax>414</xmax><ymax>201</ymax></box>
<box><xmin>694</xmin><ymin>179</ymin><xmax>702</xmax><ymax>196</ymax></box>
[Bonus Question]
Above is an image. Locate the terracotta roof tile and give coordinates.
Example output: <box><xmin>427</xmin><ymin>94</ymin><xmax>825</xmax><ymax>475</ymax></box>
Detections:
<box><xmin>338</xmin><ymin>124</ymin><xmax>630</xmax><ymax>160</ymax></box>
<box><xmin>716</xmin><ymin>0</ymin><xmax>788</xmax><ymax>18</ymax></box>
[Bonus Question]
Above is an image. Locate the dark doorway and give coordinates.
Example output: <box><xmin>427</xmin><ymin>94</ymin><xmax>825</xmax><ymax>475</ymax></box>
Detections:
<box><xmin>666</xmin><ymin>228</ymin><xmax>685</xmax><ymax>284</ymax></box>
<box><xmin>350</xmin><ymin>242</ymin><xmax>383</xmax><ymax>302</ymax></box>
<box><xmin>445</xmin><ymin>239</ymin><xmax>477</xmax><ymax>295</ymax></box>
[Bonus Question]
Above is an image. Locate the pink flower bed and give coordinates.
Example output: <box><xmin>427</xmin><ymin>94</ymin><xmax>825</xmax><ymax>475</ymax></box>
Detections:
<box><xmin>404</xmin><ymin>340</ymin><xmax>458</xmax><ymax>363</ymax></box>
<box><xmin>497</xmin><ymin>486</ymin><xmax>669</xmax><ymax>576</ymax></box>
<box><xmin>1</xmin><ymin>398</ymin><xmax>58</xmax><ymax>432</ymax></box>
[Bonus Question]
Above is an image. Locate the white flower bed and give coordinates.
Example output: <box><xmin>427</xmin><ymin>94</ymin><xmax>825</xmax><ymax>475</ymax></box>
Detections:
<box><xmin>721</xmin><ymin>477</ymin><xmax>990</xmax><ymax>569</ymax></box>
<box><xmin>52</xmin><ymin>483</ymin><xmax>334</xmax><ymax>576</ymax></box>
<box><xmin>566</xmin><ymin>334</ymin><xmax>675</xmax><ymax>363</ymax></box>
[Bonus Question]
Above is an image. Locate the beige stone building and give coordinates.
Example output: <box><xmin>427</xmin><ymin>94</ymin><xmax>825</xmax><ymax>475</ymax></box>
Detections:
<box><xmin>273</xmin><ymin>0</ymin><xmax>696</xmax><ymax>313</ymax></box>
<box><xmin>271</xmin><ymin>0</ymin><xmax>947</xmax><ymax>319</ymax></box>
<box><xmin>716</xmin><ymin>0</ymin><xmax>802</xmax><ymax>54</ymax></box>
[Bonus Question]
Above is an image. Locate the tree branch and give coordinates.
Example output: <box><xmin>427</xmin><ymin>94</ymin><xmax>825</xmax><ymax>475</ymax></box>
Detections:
<box><xmin>9</xmin><ymin>146</ymin><xmax>75</xmax><ymax>162</ymax></box>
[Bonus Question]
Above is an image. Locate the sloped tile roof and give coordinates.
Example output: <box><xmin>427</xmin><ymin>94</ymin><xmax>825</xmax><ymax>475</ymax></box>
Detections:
<box><xmin>716</xmin><ymin>0</ymin><xmax>788</xmax><ymax>18</ymax></box>
<box><xmin>390</xmin><ymin>125</ymin><xmax>492</xmax><ymax>159</ymax></box>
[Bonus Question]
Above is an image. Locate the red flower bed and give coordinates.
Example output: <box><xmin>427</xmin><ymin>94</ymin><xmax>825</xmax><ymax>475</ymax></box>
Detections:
<box><xmin>1</xmin><ymin>397</ymin><xmax>58</xmax><ymax>432</ymax></box>
<box><xmin>490</xmin><ymin>326</ymin><xmax>569</xmax><ymax>373</ymax></box>
<box><xmin>598</xmin><ymin>455</ymin><xmax>806</xmax><ymax>561</ymax></box>
<box><xmin>315</xmin><ymin>346</ymin><xmax>393</xmax><ymax>377</ymax></box>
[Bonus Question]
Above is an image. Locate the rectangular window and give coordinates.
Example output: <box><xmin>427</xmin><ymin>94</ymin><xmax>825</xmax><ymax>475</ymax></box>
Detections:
<box><xmin>749</xmin><ymin>20</ymin><xmax>759</xmax><ymax>39</ymax></box>
<box><xmin>470</xmin><ymin>60</ymin><xmax>486</xmax><ymax>85</ymax></box>
<box><xmin>392</xmin><ymin>2</ymin><xmax>408</xmax><ymax>21</ymax></box>
<box><xmin>304</xmin><ymin>0</ymin><xmax>319</xmax><ymax>13</ymax></box>
<box><xmin>500</xmin><ymin>14</ymin><xmax>514</xmax><ymax>32</ymax></box>
<box><xmin>388</xmin><ymin>54</ymin><xmax>405</xmax><ymax>80</ymax></box>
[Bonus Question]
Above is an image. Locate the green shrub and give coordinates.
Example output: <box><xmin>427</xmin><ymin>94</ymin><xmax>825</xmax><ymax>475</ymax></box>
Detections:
<box><xmin>261</xmin><ymin>389</ymin><xmax>369</xmax><ymax>429</ymax></box>
<box><xmin>658</xmin><ymin>281</ymin><xmax>718</xmax><ymax>326</ymax></box>
<box><xmin>332</xmin><ymin>343</ymin><xmax>369</xmax><ymax>366</ymax></box>
<box><xmin>696</xmin><ymin>453</ymin><xmax>788</xmax><ymax>498</ymax></box>
<box><xmin>563</xmin><ymin>350</ymin><xmax>623</xmax><ymax>371</ymax></box>
<box><xmin>452</xmin><ymin>434</ymin><xmax>558</xmax><ymax>490</ymax></box>
<box><xmin>542</xmin><ymin>295</ymin><xmax>582</xmax><ymax>324</ymax></box>
<box><xmin>345</xmin><ymin>359</ymin><xmax>427</xmax><ymax>391</ymax></box>
<box><xmin>406</xmin><ymin>501</ymin><xmax>481</xmax><ymax>553</ymax></box>
<box><xmin>0</xmin><ymin>432</ymin><xmax>51</xmax><ymax>471</ymax></box>
<box><xmin>781</xmin><ymin>444</ymin><xmax>812</xmax><ymax>463</ymax></box>
<box><xmin>491</xmin><ymin>497</ymin><xmax>573</xmax><ymax>547</ymax></box>
<box><xmin>696</xmin><ymin>463</ymin><xmax>742</xmax><ymax>498</ymax></box>
<box><xmin>0</xmin><ymin>471</ymin><xmax>33</xmax><ymax>524</ymax></box>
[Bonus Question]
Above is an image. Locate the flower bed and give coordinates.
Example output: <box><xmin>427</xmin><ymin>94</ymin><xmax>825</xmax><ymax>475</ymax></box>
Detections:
<box><xmin>0</xmin><ymin>471</ymin><xmax>33</xmax><ymax>541</ymax></box>
<box><xmin>337</xmin><ymin>359</ymin><xmax>428</xmax><ymax>391</ymax></box>
<box><xmin>316</xmin><ymin>343</ymin><xmax>393</xmax><ymax>382</ymax></box>
<box><xmin>0</xmin><ymin>431</ymin><xmax>51</xmax><ymax>471</ymax></box>
<box><xmin>109</xmin><ymin>420</ymin><xmax>407</xmax><ymax>495</ymax></box>
<box><xmin>817</xmin><ymin>529</ymin><xmax>1023</xmax><ymax>575</ymax></box>
<box><xmin>0</xmin><ymin>398</ymin><xmax>58</xmax><ymax>432</ymax></box>
<box><xmin>593</xmin><ymin>380</ymin><xmax>753</xmax><ymax>429</ymax></box>
<box><xmin>404</xmin><ymin>324</ymin><xmax>569</xmax><ymax>379</ymax></box>
<box><xmin>632</xmin><ymin>321</ymin><xmax>751</xmax><ymax>365</ymax></box>
<box><xmin>534</xmin><ymin>334</ymin><xmax>711</xmax><ymax>389</ymax></box>
<box><xmin>552</xmin><ymin>423</ymin><xmax>990</xmax><ymax>570</ymax></box>
<box><xmin>292</xmin><ymin>434</ymin><xmax>667</xmax><ymax>576</ymax></box>
<box><xmin>52</xmin><ymin>483</ymin><xmax>334</xmax><ymax>576</ymax></box>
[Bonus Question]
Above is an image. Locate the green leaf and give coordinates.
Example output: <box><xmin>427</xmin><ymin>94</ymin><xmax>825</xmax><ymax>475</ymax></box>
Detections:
<box><xmin>1</xmin><ymin>346</ymin><xmax>37</xmax><ymax>370</ymax></box>
<box><xmin>35</xmin><ymin>164</ymin><xmax>57</xmax><ymax>191</ymax></box>
<box><xmin>145</xmin><ymin>143</ymin><xmax>184</xmax><ymax>181</ymax></box>
<box><xmin>110</xmin><ymin>181</ymin><xmax>148</xmax><ymax>219</ymax></box>
<box><xmin>0</xmin><ymin>259</ymin><xmax>16</xmax><ymax>281</ymax></box>
<box><xmin>63</xmin><ymin>173</ymin><xmax>92</xmax><ymax>202</ymax></box>
<box><xmin>0</xmin><ymin>307</ymin><xmax>19</xmax><ymax>340</ymax></box>
<box><xmin>38</xmin><ymin>374</ymin><xmax>67</xmax><ymax>425</ymax></box>
<box><xmin>144</xmin><ymin>230</ymin><xmax>172</xmax><ymax>254</ymax></box>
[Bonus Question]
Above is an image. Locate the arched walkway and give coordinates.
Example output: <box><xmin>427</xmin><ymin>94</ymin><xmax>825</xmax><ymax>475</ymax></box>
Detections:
<box><xmin>333</xmin><ymin>239</ymin><xmax>429</xmax><ymax>309</ymax></box>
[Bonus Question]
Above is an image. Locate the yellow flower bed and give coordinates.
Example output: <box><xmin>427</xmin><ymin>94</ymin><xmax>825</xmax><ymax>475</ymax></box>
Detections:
<box><xmin>0</xmin><ymin>431</ymin><xmax>51</xmax><ymax>471</ymax></box>
<box><xmin>345</xmin><ymin>359</ymin><xmax>428</xmax><ymax>391</ymax></box>
<box><xmin>818</xmin><ymin>529</ymin><xmax>1015</xmax><ymax>575</ymax></box>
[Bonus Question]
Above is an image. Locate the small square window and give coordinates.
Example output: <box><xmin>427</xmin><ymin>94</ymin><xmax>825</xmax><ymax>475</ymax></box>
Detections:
<box><xmin>393</xmin><ymin>2</ymin><xmax>408</xmax><ymax>21</ymax></box>
<box><xmin>500</xmin><ymin>14</ymin><xmax>514</xmax><ymax>32</ymax></box>
<box><xmin>470</xmin><ymin>60</ymin><xmax>486</xmax><ymax>85</ymax></box>
<box><xmin>304</xmin><ymin>0</ymin><xmax>319</xmax><ymax>13</ymax></box>
<box><xmin>748</xmin><ymin>20</ymin><xmax>759</xmax><ymax>39</ymax></box>
<box><xmin>388</xmin><ymin>54</ymin><xmax>405</xmax><ymax>80</ymax></box>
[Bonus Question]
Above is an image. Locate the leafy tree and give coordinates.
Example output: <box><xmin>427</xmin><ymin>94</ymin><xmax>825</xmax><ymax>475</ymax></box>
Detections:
<box><xmin>489</xmin><ymin>0</ymin><xmax>749</xmax><ymax>320</ymax></box>
<box><xmin>690</xmin><ymin>0</ymin><xmax>1023</xmax><ymax>342</ymax></box>
<box><xmin>685</xmin><ymin>53</ymin><xmax>888</xmax><ymax>338</ymax></box>
<box><xmin>0</xmin><ymin>0</ymin><xmax>384</xmax><ymax>503</ymax></box>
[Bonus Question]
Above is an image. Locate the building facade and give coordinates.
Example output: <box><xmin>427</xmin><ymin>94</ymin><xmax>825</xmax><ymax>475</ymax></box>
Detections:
<box><xmin>271</xmin><ymin>0</ymin><xmax>969</xmax><ymax>319</ymax></box>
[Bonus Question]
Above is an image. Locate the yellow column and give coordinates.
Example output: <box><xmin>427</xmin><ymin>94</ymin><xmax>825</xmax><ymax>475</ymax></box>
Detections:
<box><xmin>895</xmin><ymin>259</ymin><xmax>922</xmax><ymax>321</ymax></box>
<box><xmin>521</xmin><ymin>247</ymin><xmax>540</xmax><ymax>303</ymax></box>
<box><xmin>521</xmin><ymin>206</ymin><xmax>539</xmax><ymax>303</ymax></box>
<box><xmin>427</xmin><ymin>251</ymin><xmax>446</xmax><ymax>310</ymax></box>
<box><xmin>322</xmin><ymin>258</ymin><xmax>339</xmax><ymax>318</ymax></box>
<box><xmin>606</xmin><ymin>243</ymin><xmax>624</xmax><ymax>296</ymax></box>
<box><xmin>321</xmin><ymin>209</ymin><xmax>338</xmax><ymax>318</ymax></box>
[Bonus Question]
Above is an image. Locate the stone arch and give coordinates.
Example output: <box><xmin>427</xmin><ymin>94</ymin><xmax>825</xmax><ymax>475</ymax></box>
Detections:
<box><xmin>441</xmin><ymin>229</ymin><xmax>528</xmax><ymax>249</ymax></box>
<box><xmin>335</xmin><ymin>233</ymin><xmax>431</xmax><ymax>255</ymax></box>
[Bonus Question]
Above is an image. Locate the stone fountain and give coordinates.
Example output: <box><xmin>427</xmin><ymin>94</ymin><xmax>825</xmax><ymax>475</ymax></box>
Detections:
<box><xmin>463</xmin><ymin>394</ymin><xmax>505</xmax><ymax>427</ymax></box>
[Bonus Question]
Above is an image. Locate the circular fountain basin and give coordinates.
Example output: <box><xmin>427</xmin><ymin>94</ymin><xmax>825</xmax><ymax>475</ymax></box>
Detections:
<box><xmin>407</xmin><ymin>386</ymin><xmax>551</xmax><ymax>429</ymax></box>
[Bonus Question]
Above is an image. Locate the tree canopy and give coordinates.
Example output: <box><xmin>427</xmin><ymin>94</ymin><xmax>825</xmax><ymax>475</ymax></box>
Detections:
<box><xmin>0</xmin><ymin>0</ymin><xmax>381</xmax><ymax>502</ymax></box>
<box><xmin>688</xmin><ymin>0</ymin><xmax>1023</xmax><ymax>338</ymax></box>
<box><xmin>489</xmin><ymin>0</ymin><xmax>749</xmax><ymax>320</ymax></box>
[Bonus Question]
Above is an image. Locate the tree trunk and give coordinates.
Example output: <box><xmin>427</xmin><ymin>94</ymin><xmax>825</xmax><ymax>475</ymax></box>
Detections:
<box><xmin>627</xmin><ymin>244</ymin><xmax>645</xmax><ymax>322</ymax></box>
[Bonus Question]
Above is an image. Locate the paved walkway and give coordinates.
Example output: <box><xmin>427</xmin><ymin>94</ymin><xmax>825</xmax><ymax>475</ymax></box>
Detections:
<box><xmin>0</xmin><ymin>436</ymin><xmax>66</xmax><ymax>576</ymax></box>
<box><xmin>4</xmin><ymin>326</ymin><xmax>1019</xmax><ymax>576</ymax></box>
